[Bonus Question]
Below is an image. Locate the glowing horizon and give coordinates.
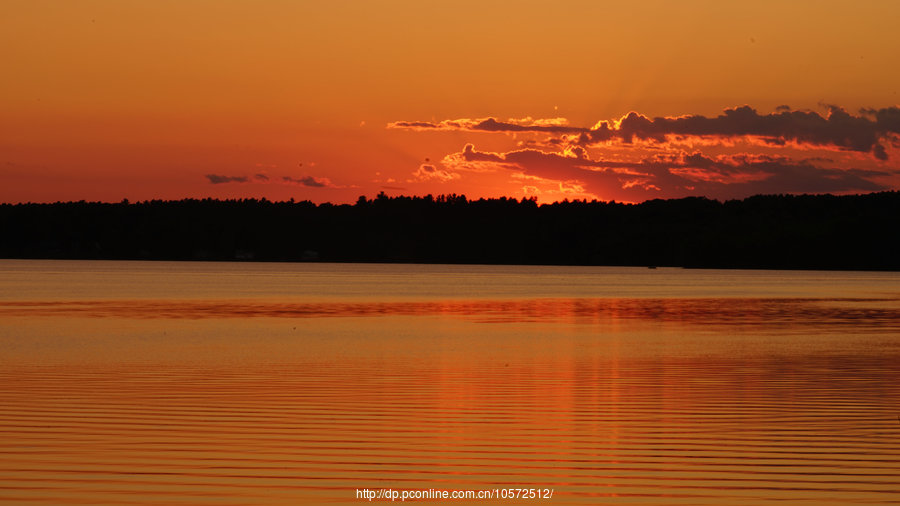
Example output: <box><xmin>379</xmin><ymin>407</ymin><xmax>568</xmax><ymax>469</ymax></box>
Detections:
<box><xmin>3</xmin><ymin>1</ymin><xmax>899</xmax><ymax>204</ymax></box>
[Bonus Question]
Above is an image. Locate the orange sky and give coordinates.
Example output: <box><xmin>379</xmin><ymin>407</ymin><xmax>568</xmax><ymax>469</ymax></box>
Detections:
<box><xmin>3</xmin><ymin>0</ymin><xmax>900</xmax><ymax>203</ymax></box>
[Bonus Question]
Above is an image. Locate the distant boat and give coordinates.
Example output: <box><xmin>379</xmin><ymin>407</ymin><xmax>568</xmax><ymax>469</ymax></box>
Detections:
<box><xmin>648</xmin><ymin>266</ymin><xmax>657</xmax><ymax>269</ymax></box>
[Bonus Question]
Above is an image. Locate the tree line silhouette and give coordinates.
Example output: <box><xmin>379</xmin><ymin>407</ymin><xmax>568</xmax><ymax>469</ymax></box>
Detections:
<box><xmin>1</xmin><ymin>191</ymin><xmax>898</xmax><ymax>270</ymax></box>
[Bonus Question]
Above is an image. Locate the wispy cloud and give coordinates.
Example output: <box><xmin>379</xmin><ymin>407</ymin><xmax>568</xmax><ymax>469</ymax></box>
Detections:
<box><xmin>205</xmin><ymin>173</ymin><xmax>340</xmax><ymax>188</ymax></box>
<box><xmin>389</xmin><ymin>116</ymin><xmax>584</xmax><ymax>134</ymax></box>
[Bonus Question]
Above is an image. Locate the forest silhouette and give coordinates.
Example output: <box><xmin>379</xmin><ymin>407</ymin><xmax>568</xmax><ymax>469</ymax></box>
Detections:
<box><xmin>1</xmin><ymin>192</ymin><xmax>898</xmax><ymax>270</ymax></box>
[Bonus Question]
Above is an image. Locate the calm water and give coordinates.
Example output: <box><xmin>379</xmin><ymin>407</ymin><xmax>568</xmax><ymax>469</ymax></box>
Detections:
<box><xmin>1</xmin><ymin>260</ymin><xmax>899</xmax><ymax>505</ymax></box>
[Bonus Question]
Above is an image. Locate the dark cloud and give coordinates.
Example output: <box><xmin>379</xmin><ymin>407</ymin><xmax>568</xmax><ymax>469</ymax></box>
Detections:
<box><xmin>391</xmin><ymin>105</ymin><xmax>900</xmax><ymax>160</ymax></box>
<box><xmin>586</xmin><ymin>106</ymin><xmax>895</xmax><ymax>159</ymax></box>
<box><xmin>283</xmin><ymin>175</ymin><xmax>329</xmax><ymax>187</ymax></box>
<box><xmin>206</xmin><ymin>174</ymin><xmax>249</xmax><ymax>184</ymax></box>
<box><xmin>254</xmin><ymin>173</ymin><xmax>270</xmax><ymax>181</ymax></box>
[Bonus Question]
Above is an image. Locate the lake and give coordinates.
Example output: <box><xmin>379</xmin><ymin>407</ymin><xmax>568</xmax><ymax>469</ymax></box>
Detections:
<box><xmin>1</xmin><ymin>260</ymin><xmax>899</xmax><ymax>505</ymax></box>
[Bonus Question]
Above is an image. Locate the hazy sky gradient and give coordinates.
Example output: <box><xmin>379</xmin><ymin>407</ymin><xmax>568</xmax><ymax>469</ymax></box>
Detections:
<box><xmin>3</xmin><ymin>0</ymin><xmax>900</xmax><ymax>202</ymax></box>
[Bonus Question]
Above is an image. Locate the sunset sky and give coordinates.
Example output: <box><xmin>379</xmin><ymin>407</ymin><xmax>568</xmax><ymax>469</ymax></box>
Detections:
<box><xmin>3</xmin><ymin>0</ymin><xmax>900</xmax><ymax>203</ymax></box>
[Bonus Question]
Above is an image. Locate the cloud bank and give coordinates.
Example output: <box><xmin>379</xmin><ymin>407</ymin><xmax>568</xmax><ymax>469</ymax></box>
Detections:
<box><xmin>444</xmin><ymin>144</ymin><xmax>888</xmax><ymax>200</ymax></box>
<box><xmin>390</xmin><ymin>105</ymin><xmax>899</xmax><ymax>201</ymax></box>
<box><xmin>391</xmin><ymin>105</ymin><xmax>900</xmax><ymax>160</ymax></box>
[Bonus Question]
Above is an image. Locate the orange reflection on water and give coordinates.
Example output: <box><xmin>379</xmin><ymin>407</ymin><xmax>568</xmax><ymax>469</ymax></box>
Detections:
<box><xmin>2</xmin><ymin>296</ymin><xmax>900</xmax><ymax>330</ymax></box>
<box><xmin>3</xmin><ymin>344</ymin><xmax>898</xmax><ymax>504</ymax></box>
<box><xmin>2</xmin><ymin>294</ymin><xmax>900</xmax><ymax>504</ymax></box>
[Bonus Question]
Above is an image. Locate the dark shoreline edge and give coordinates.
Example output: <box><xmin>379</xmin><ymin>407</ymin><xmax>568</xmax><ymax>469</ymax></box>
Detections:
<box><xmin>2</xmin><ymin>191</ymin><xmax>899</xmax><ymax>271</ymax></box>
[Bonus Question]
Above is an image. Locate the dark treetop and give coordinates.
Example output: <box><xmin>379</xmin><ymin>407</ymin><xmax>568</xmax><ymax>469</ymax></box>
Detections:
<box><xmin>1</xmin><ymin>191</ymin><xmax>899</xmax><ymax>270</ymax></box>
